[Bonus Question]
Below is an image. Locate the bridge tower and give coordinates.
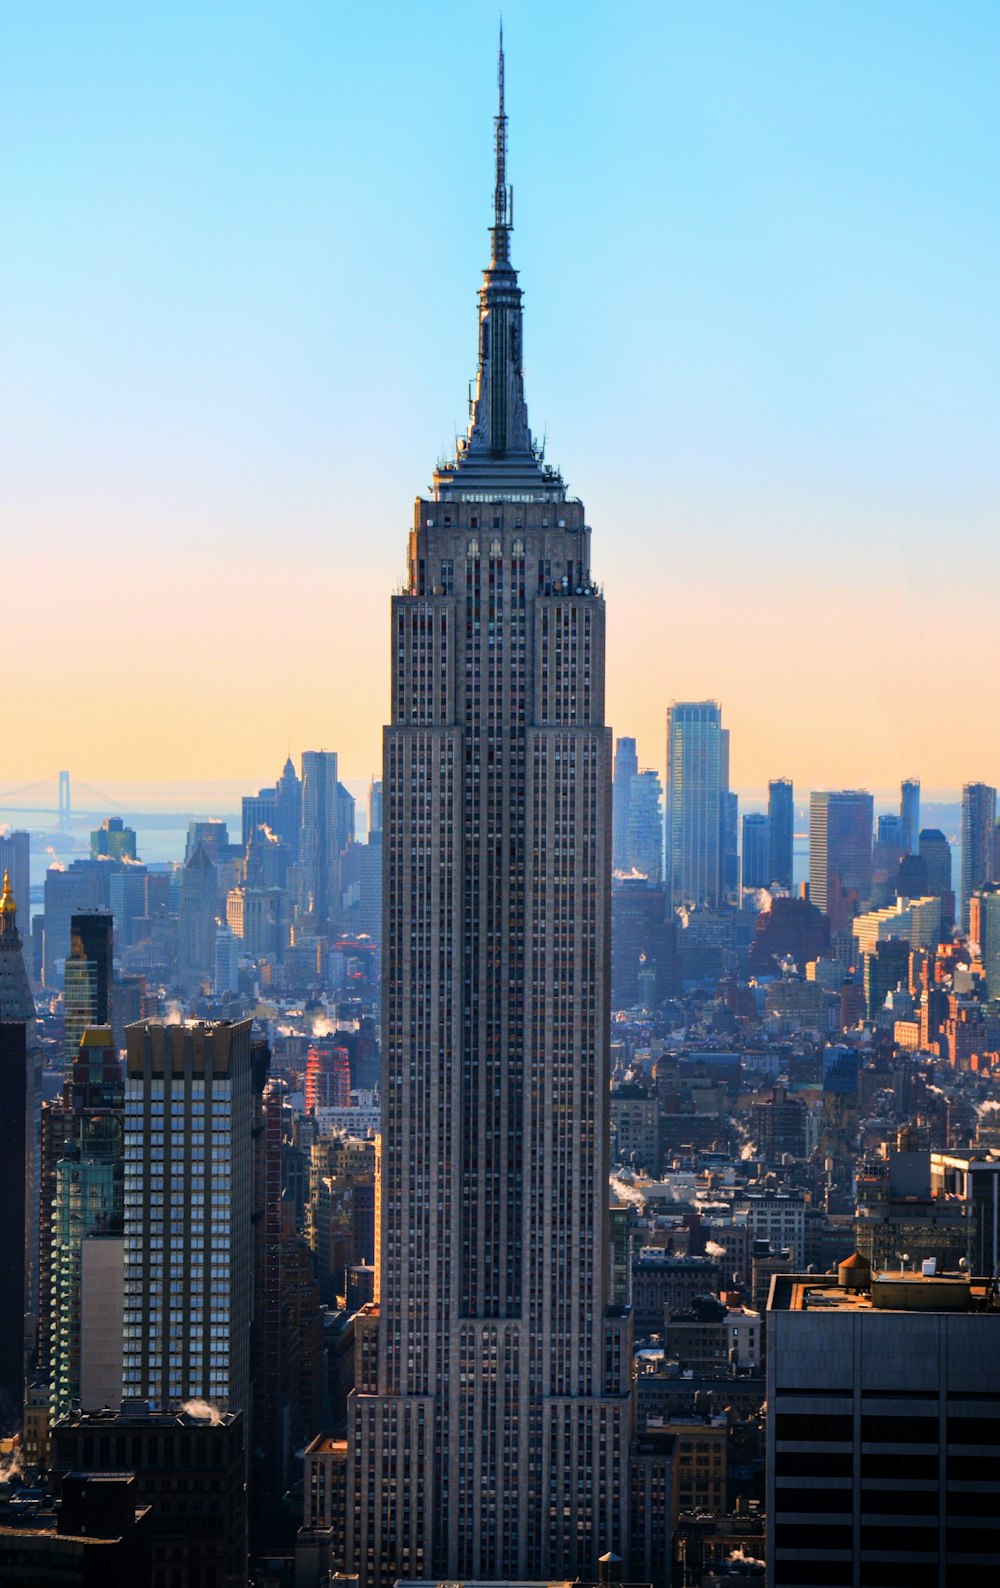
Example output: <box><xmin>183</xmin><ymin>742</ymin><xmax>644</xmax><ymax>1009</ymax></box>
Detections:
<box><xmin>58</xmin><ymin>770</ymin><xmax>71</xmax><ymax>826</ymax></box>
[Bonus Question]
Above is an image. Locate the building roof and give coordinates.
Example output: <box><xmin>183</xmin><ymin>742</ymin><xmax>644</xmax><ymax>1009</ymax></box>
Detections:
<box><xmin>769</xmin><ymin>1271</ymin><xmax>996</xmax><ymax>1315</ymax></box>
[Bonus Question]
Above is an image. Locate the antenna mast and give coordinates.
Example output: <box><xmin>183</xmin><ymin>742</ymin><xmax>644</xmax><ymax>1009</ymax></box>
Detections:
<box><xmin>492</xmin><ymin>25</ymin><xmax>511</xmax><ymax>261</ymax></box>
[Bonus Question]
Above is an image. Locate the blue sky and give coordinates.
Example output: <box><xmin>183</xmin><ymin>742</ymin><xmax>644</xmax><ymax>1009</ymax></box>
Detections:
<box><xmin>3</xmin><ymin>1</ymin><xmax>998</xmax><ymax>794</ymax></box>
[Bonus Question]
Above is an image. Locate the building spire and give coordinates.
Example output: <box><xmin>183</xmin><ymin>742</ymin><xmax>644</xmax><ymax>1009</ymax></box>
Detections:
<box><xmin>0</xmin><ymin>869</ymin><xmax>14</xmax><ymax>917</ymax></box>
<box><xmin>491</xmin><ymin>23</ymin><xmax>511</xmax><ymax>265</ymax></box>
<box><xmin>431</xmin><ymin>28</ymin><xmax>564</xmax><ymax>499</ymax></box>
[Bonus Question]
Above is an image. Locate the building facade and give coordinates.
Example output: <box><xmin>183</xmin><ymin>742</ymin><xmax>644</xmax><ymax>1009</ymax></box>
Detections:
<box><xmin>767</xmin><ymin>779</ymin><xmax>794</xmax><ymax>892</ymax></box>
<box><xmin>122</xmin><ymin>1020</ymin><xmax>253</xmax><ymax>1414</ymax></box>
<box><xmin>808</xmin><ymin>790</ymin><xmax>874</xmax><ymax>925</ymax></box>
<box><xmin>48</xmin><ymin>1025</ymin><xmax>124</xmax><ymax>1423</ymax></box>
<box><xmin>63</xmin><ymin>910</ymin><xmax>113</xmax><ymax>1062</ymax></box>
<box><xmin>0</xmin><ymin>871</ymin><xmax>36</xmax><ymax>1432</ymax></box>
<box><xmin>900</xmin><ymin>777</ymin><xmax>920</xmax><ymax>856</ymax></box>
<box><xmin>628</xmin><ymin>767</ymin><xmax>665</xmax><ymax>884</ymax></box>
<box><xmin>613</xmin><ymin>736</ymin><xmax>638</xmax><ymax>873</ymax></box>
<box><xmin>767</xmin><ymin>1269</ymin><xmax>1000</xmax><ymax>1586</ymax></box>
<box><xmin>741</xmin><ymin>812</ymin><xmax>770</xmax><ymax>892</ymax></box>
<box><xmin>346</xmin><ymin>44</ymin><xmax>631</xmax><ymax>1585</ymax></box>
<box><xmin>961</xmin><ymin>781</ymin><xmax>997</xmax><ymax>930</ymax></box>
<box><xmin>666</xmin><ymin>701</ymin><xmax>727</xmax><ymax>910</ymax></box>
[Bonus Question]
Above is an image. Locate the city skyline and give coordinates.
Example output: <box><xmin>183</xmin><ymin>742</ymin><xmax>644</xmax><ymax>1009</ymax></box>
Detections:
<box><xmin>5</xmin><ymin>1</ymin><xmax>999</xmax><ymax>791</ymax></box>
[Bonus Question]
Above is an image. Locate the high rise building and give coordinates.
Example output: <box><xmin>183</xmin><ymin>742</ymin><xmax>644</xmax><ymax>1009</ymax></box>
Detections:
<box><xmin>299</xmin><ymin>751</ymin><xmax>353</xmax><ymax>932</ymax></box>
<box><xmin>0</xmin><ymin>871</ymin><xmax>36</xmax><ymax>1432</ymax></box>
<box><xmin>49</xmin><ymin>1025</ymin><xmax>124</xmax><ymax>1423</ymax></box>
<box><xmin>875</xmin><ymin>811</ymin><xmax>903</xmax><ymax>860</ymax></box>
<box><xmin>900</xmin><ymin>777</ymin><xmax>920</xmax><ymax>855</ymax></box>
<box><xmin>612</xmin><ymin>736</ymin><xmax>638</xmax><ymax>872</ymax></box>
<box><xmin>304</xmin><ymin>1040</ymin><xmax>351</xmax><ymax>1112</ymax></box>
<box><xmin>108</xmin><ymin>861</ymin><xmax>148</xmax><ymax>949</ymax></box>
<box><xmin>970</xmin><ymin>885</ymin><xmax>1000</xmax><ymax>1001</ymax></box>
<box><xmin>0</xmin><ymin>831</ymin><xmax>30</xmax><ymax>952</ymax></box>
<box><xmin>178</xmin><ymin>840</ymin><xmax>218</xmax><ymax>990</ymax></box>
<box><xmin>610</xmin><ymin>878</ymin><xmax>677</xmax><ymax>1010</ymax></box>
<box><xmin>51</xmin><ymin>1404</ymin><xmax>248</xmax><ymax>1588</ymax></box>
<box><xmin>741</xmin><ymin>812</ymin><xmax>770</xmax><ymax>892</ymax></box>
<box><xmin>961</xmin><ymin>781</ymin><xmax>997</xmax><ymax>930</ymax></box>
<box><xmin>627</xmin><ymin>766</ymin><xmax>664</xmax><ymax>883</ymax></box>
<box><xmin>184</xmin><ymin>819</ymin><xmax>230</xmax><ymax>865</ymax></box>
<box><xmin>63</xmin><ymin>910</ymin><xmax>113</xmax><ymax>1062</ymax></box>
<box><xmin>808</xmin><ymin>790</ymin><xmax>874</xmax><ymax>926</ymax></box>
<box><xmin>666</xmin><ymin>700</ymin><xmax>727</xmax><ymax>910</ymax></box>
<box><xmin>42</xmin><ymin>865</ymin><xmax>103</xmax><ymax>988</ymax></box>
<box><xmin>367</xmin><ymin>776</ymin><xmax>383</xmax><ymax>842</ymax></box>
<box><xmin>214</xmin><ymin>922</ymin><xmax>240</xmax><ymax>995</ymax></box>
<box><xmin>722</xmin><ymin>784</ymin><xmax>739</xmax><ymax>895</ymax></box>
<box><xmin>90</xmin><ymin>816</ymin><xmax>137</xmax><ymax>862</ymax></box>
<box><xmin>347</xmin><ymin>43</ymin><xmax>630</xmax><ymax>1584</ymax></box>
<box><xmin>122</xmin><ymin>1020</ymin><xmax>253</xmax><ymax>1414</ymax></box>
<box><xmin>242</xmin><ymin>783</ymin><xmax>277</xmax><ymax>847</ymax></box>
<box><xmin>768</xmin><ymin>1265</ymin><xmax>1000</xmax><ymax>1585</ymax></box>
<box><xmin>243</xmin><ymin>755</ymin><xmax>303</xmax><ymax>858</ymax></box>
<box><xmin>862</xmin><ymin>936</ymin><xmax>912</xmax><ymax>1020</ymax></box>
<box><xmin>919</xmin><ymin>827</ymin><xmax>954</xmax><ymax>927</ymax></box>
<box><xmin>275</xmin><ymin>756</ymin><xmax>303</xmax><ymax>859</ymax></box>
<box><xmin>767</xmin><ymin>778</ymin><xmax>794</xmax><ymax>891</ymax></box>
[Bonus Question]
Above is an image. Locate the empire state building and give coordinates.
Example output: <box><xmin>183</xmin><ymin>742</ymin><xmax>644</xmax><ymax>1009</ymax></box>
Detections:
<box><xmin>347</xmin><ymin>41</ymin><xmax>632</xmax><ymax>1585</ymax></box>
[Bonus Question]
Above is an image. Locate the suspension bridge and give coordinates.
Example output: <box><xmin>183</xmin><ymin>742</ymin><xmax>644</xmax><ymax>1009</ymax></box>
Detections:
<box><xmin>0</xmin><ymin>771</ymin><xmax>132</xmax><ymax>828</ymax></box>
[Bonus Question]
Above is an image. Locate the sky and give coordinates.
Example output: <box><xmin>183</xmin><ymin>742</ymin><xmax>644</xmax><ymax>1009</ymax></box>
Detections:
<box><xmin>3</xmin><ymin>0</ymin><xmax>999</xmax><ymax>803</ymax></box>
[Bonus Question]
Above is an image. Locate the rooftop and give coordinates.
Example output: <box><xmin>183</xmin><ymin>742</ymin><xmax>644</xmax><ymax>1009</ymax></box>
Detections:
<box><xmin>770</xmin><ymin>1271</ymin><xmax>998</xmax><ymax>1315</ymax></box>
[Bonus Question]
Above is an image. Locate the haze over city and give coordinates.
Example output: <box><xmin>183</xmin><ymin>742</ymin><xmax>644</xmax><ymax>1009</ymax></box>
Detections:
<box><xmin>5</xmin><ymin>0</ymin><xmax>998</xmax><ymax>795</ymax></box>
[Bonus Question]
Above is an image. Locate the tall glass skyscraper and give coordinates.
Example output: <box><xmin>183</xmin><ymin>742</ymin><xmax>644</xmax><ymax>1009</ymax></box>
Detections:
<box><xmin>767</xmin><ymin>778</ymin><xmax>794</xmax><ymax>891</ymax></box>
<box><xmin>612</xmin><ymin>736</ymin><xmax>638</xmax><ymax>872</ymax></box>
<box><xmin>900</xmin><ymin>777</ymin><xmax>921</xmax><ymax>856</ymax></box>
<box><xmin>628</xmin><ymin>767</ymin><xmax>665</xmax><ymax>884</ymax></box>
<box><xmin>742</xmin><ymin>811</ymin><xmax>771</xmax><ymax>891</ymax></box>
<box><xmin>347</xmin><ymin>41</ymin><xmax>631</xmax><ymax>1585</ymax></box>
<box><xmin>665</xmin><ymin>700</ymin><xmax>727</xmax><ymax>910</ymax></box>
<box><xmin>961</xmin><ymin>782</ymin><xmax>997</xmax><ymax>931</ymax></box>
<box><xmin>808</xmin><ymin>790</ymin><xmax>874</xmax><ymax>924</ymax></box>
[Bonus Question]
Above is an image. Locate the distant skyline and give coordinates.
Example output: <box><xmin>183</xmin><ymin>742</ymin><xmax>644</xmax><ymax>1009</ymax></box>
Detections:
<box><xmin>5</xmin><ymin>1</ymin><xmax>999</xmax><ymax>791</ymax></box>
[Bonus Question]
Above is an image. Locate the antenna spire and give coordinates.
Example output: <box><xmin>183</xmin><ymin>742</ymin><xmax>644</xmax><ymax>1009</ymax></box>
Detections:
<box><xmin>491</xmin><ymin>23</ymin><xmax>511</xmax><ymax>263</ymax></box>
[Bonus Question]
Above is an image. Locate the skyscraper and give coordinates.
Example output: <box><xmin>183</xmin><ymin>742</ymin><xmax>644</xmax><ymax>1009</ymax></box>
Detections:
<box><xmin>63</xmin><ymin>910</ymin><xmax>113</xmax><ymax>1062</ymax></box>
<box><xmin>767</xmin><ymin>1266</ymin><xmax>1000</xmax><ymax>1583</ymax></box>
<box><xmin>612</xmin><ymin>736</ymin><xmax>638</xmax><ymax>872</ymax></box>
<box><xmin>298</xmin><ymin>751</ymin><xmax>354</xmax><ymax>932</ymax></box>
<box><xmin>0</xmin><ymin>831</ymin><xmax>30</xmax><ymax>952</ymax></box>
<box><xmin>0</xmin><ymin>871</ymin><xmax>36</xmax><ymax>1432</ymax></box>
<box><xmin>900</xmin><ymin>777</ymin><xmax>920</xmax><ymax>856</ymax></box>
<box><xmin>347</xmin><ymin>42</ymin><xmax>630</xmax><ymax>1584</ymax></box>
<box><xmin>961</xmin><ymin>781</ymin><xmax>997</xmax><ymax>930</ymax></box>
<box><xmin>122</xmin><ymin>1020</ymin><xmax>253</xmax><ymax>1414</ymax></box>
<box><xmin>49</xmin><ymin>1025</ymin><xmax>124</xmax><ymax>1423</ymax></box>
<box><xmin>808</xmin><ymin>790</ymin><xmax>874</xmax><ymax>926</ymax></box>
<box><xmin>627</xmin><ymin>766</ymin><xmax>664</xmax><ymax>883</ymax></box>
<box><xmin>367</xmin><ymin>776</ymin><xmax>383</xmax><ymax>842</ymax></box>
<box><xmin>178</xmin><ymin>840</ymin><xmax>217</xmax><ymax>991</ymax></box>
<box><xmin>767</xmin><ymin>778</ymin><xmax>794</xmax><ymax>891</ymax></box>
<box><xmin>666</xmin><ymin>700</ymin><xmax>727</xmax><ymax>909</ymax></box>
<box><xmin>742</xmin><ymin>812</ymin><xmax>770</xmax><ymax>891</ymax></box>
<box><xmin>275</xmin><ymin>755</ymin><xmax>303</xmax><ymax>858</ymax></box>
<box><xmin>970</xmin><ymin>885</ymin><xmax>1000</xmax><ymax>1000</ymax></box>
<box><xmin>42</xmin><ymin>864</ymin><xmax>103</xmax><ymax>988</ymax></box>
<box><xmin>90</xmin><ymin>816</ymin><xmax>137</xmax><ymax>861</ymax></box>
<box><xmin>920</xmin><ymin>827</ymin><xmax>954</xmax><ymax>921</ymax></box>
